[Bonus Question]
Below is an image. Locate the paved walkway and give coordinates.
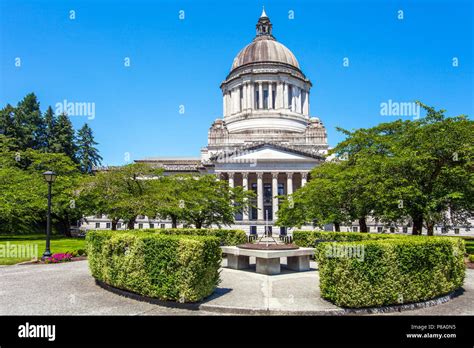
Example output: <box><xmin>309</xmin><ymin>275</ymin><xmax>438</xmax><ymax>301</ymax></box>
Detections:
<box><xmin>0</xmin><ymin>259</ymin><xmax>473</xmax><ymax>315</ymax></box>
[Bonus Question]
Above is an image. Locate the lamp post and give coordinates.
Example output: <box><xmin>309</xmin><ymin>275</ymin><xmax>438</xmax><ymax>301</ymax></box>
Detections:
<box><xmin>42</xmin><ymin>171</ymin><xmax>57</xmax><ymax>260</ymax></box>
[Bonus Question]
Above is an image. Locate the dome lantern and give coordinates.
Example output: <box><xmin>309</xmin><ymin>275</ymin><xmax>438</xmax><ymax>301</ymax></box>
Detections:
<box><xmin>256</xmin><ymin>7</ymin><xmax>273</xmax><ymax>38</ymax></box>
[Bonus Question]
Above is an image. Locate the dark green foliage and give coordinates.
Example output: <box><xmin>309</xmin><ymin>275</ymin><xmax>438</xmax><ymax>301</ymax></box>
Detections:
<box><xmin>76</xmin><ymin>123</ymin><xmax>102</xmax><ymax>173</ymax></box>
<box><xmin>50</xmin><ymin>113</ymin><xmax>77</xmax><ymax>162</ymax></box>
<box><xmin>86</xmin><ymin>230</ymin><xmax>222</xmax><ymax>302</ymax></box>
<box><xmin>136</xmin><ymin>228</ymin><xmax>247</xmax><ymax>246</ymax></box>
<box><xmin>297</xmin><ymin>231</ymin><xmax>466</xmax><ymax>308</ymax></box>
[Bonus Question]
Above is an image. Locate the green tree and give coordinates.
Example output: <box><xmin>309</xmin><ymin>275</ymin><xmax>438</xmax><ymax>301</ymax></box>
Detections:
<box><xmin>332</xmin><ymin>102</ymin><xmax>473</xmax><ymax>235</ymax></box>
<box><xmin>50</xmin><ymin>113</ymin><xmax>77</xmax><ymax>163</ymax></box>
<box><xmin>76</xmin><ymin>123</ymin><xmax>102</xmax><ymax>173</ymax></box>
<box><xmin>10</xmin><ymin>93</ymin><xmax>46</xmax><ymax>150</ymax></box>
<box><xmin>77</xmin><ymin>163</ymin><xmax>160</xmax><ymax>229</ymax></box>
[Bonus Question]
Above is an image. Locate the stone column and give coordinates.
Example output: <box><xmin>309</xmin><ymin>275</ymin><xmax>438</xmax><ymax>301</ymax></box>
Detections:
<box><xmin>287</xmin><ymin>172</ymin><xmax>293</xmax><ymax>195</ymax></box>
<box><xmin>272</xmin><ymin>172</ymin><xmax>279</xmax><ymax>221</ymax></box>
<box><xmin>230</xmin><ymin>89</ymin><xmax>235</xmax><ymax>114</ymax></box>
<box><xmin>250</xmin><ymin>83</ymin><xmax>255</xmax><ymax>111</ymax></box>
<box><xmin>223</xmin><ymin>93</ymin><xmax>226</xmax><ymax>116</ymax></box>
<box><xmin>291</xmin><ymin>86</ymin><xmax>296</xmax><ymax>112</ymax></box>
<box><xmin>242</xmin><ymin>172</ymin><xmax>249</xmax><ymax>221</ymax></box>
<box><xmin>236</xmin><ymin>88</ymin><xmax>241</xmax><ymax>113</ymax></box>
<box><xmin>257</xmin><ymin>172</ymin><xmax>264</xmax><ymax>220</ymax></box>
<box><xmin>296</xmin><ymin>87</ymin><xmax>302</xmax><ymax>114</ymax></box>
<box><xmin>303</xmin><ymin>90</ymin><xmax>309</xmax><ymax>116</ymax></box>
<box><xmin>283</xmin><ymin>83</ymin><xmax>289</xmax><ymax>109</ymax></box>
<box><xmin>268</xmin><ymin>83</ymin><xmax>273</xmax><ymax>109</ymax></box>
<box><xmin>277</xmin><ymin>82</ymin><xmax>283</xmax><ymax>109</ymax></box>
<box><xmin>301</xmin><ymin>172</ymin><xmax>308</xmax><ymax>187</ymax></box>
<box><xmin>258</xmin><ymin>82</ymin><xmax>263</xmax><ymax>109</ymax></box>
<box><xmin>228</xmin><ymin>172</ymin><xmax>234</xmax><ymax>188</ymax></box>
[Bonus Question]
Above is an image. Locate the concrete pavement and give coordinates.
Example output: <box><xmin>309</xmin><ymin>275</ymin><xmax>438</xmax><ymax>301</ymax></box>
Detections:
<box><xmin>0</xmin><ymin>259</ymin><xmax>473</xmax><ymax>315</ymax></box>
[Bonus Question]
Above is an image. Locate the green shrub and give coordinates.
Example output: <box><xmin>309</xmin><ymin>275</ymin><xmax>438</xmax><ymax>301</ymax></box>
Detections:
<box><xmin>469</xmin><ymin>254</ymin><xmax>474</xmax><ymax>263</ymax></box>
<box><xmin>86</xmin><ymin>230</ymin><xmax>222</xmax><ymax>302</ymax></box>
<box><xmin>315</xmin><ymin>235</ymin><xmax>465</xmax><ymax>308</ymax></box>
<box><xmin>292</xmin><ymin>230</ymin><xmax>405</xmax><ymax>248</ymax></box>
<box><xmin>136</xmin><ymin>228</ymin><xmax>246</xmax><ymax>246</ymax></box>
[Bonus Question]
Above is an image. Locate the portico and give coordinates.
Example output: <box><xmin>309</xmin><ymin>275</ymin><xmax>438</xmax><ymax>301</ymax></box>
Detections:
<box><xmin>212</xmin><ymin>142</ymin><xmax>323</xmax><ymax>231</ymax></box>
<box><xmin>220</xmin><ymin>171</ymin><xmax>307</xmax><ymax>222</ymax></box>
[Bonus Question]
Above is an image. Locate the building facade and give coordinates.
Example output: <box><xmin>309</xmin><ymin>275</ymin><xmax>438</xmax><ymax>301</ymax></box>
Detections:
<box><xmin>80</xmin><ymin>11</ymin><xmax>472</xmax><ymax>237</ymax></box>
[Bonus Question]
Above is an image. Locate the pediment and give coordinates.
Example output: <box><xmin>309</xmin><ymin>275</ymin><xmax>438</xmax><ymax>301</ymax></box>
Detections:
<box><xmin>224</xmin><ymin>144</ymin><xmax>319</xmax><ymax>162</ymax></box>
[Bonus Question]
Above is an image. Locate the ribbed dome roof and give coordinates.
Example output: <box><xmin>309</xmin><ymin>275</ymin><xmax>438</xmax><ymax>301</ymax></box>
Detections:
<box><xmin>231</xmin><ymin>37</ymin><xmax>300</xmax><ymax>71</ymax></box>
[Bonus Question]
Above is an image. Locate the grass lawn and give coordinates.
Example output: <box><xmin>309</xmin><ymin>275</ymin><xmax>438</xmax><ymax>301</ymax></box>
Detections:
<box><xmin>0</xmin><ymin>234</ymin><xmax>85</xmax><ymax>265</ymax></box>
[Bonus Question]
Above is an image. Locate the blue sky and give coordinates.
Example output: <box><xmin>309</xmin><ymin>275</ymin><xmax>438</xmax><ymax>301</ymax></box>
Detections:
<box><xmin>1</xmin><ymin>0</ymin><xmax>472</xmax><ymax>166</ymax></box>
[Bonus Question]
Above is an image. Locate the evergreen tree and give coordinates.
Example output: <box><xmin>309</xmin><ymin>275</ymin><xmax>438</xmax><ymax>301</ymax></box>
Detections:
<box><xmin>76</xmin><ymin>123</ymin><xmax>102</xmax><ymax>173</ymax></box>
<box><xmin>50</xmin><ymin>113</ymin><xmax>78</xmax><ymax>162</ymax></box>
<box><xmin>0</xmin><ymin>104</ymin><xmax>15</xmax><ymax>137</ymax></box>
<box><xmin>43</xmin><ymin>106</ymin><xmax>56</xmax><ymax>152</ymax></box>
<box><xmin>12</xmin><ymin>93</ymin><xmax>46</xmax><ymax>150</ymax></box>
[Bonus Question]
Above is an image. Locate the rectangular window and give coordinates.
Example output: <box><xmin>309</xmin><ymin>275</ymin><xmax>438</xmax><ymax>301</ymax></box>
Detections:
<box><xmin>255</xmin><ymin>88</ymin><xmax>260</xmax><ymax>109</ymax></box>
<box><xmin>239</xmin><ymin>86</ymin><xmax>243</xmax><ymax>111</ymax></box>
<box><xmin>272</xmin><ymin>89</ymin><xmax>276</xmax><ymax>109</ymax></box>
<box><xmin>263</xmin><ymin>89</ymin><xmax>268</xmax><ymax>109</ymax></box>
<box><xmin>366</xmin><ymin>226</ymin><xmax>370</xmax><ymax>232</ymax></box>
<box><xmin>138</xmin><ymin>223</ymin><xmax>143</xmax><ymax>229</ymax></box>
<box><xmin>288</xmin><ymin>86</ymin><xmax>293</xmax><ymax>110</ymax></box>
<box><xmin>250</xmin><ymin>226</ymin><xmax>257</xmax><ymax>235</ymax></box>
<box><xmin>117</xmin><ymin>223</ymin><xmax>122</xmax><ymax>229</ymax></box>
<box><xmin>95</xmin><ymin>222</ymin><xmax>100</xmax><ymax>229</ymax></box>
<box><xmin>149</xmin><ymin>223</ymin><xmax>154</xmax><ymax>229</ymax></box>
<box><xmin>454</xmin><ymin>228</ymin><xmax>460</xmax><ymax>234</ymax></box>
<box><xmin>403</xmin><ymin>227</ymin><xmax>408</xmax><ymax>233</ymax></box>
<box><xmin>160</xmin><ymin>224</ymin><xmax>165</xmax><ymax>229</ymax></box>
<box><xmin>106</xmin><ymin>222</ymin><xmax>111</xmax><ymax>229</ymax></box>
<box><xmin>377</xmin><ymin>226</ymin><xmax>383</xmax><ymax>233</ymax></box>
<box><xmin>352</xmin><ymin>226</ymin><xmax>358</xmax><ymax>232</ymax></box>
<box><xmin>278</xmin><ymin>183</ymin><xmax>284</xmax><ymax>196</ymax></box>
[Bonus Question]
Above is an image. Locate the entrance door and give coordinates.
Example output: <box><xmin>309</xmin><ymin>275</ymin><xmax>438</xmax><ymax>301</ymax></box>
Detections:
<box><xmin>263</xmin><ymin>206</ymin><xmax>273</xmax><ymax>222</ymax></box>
<box><xmin>265</xmin><ymin>225</ymin><xmax>273</xmax><ymax>237</ymax></box>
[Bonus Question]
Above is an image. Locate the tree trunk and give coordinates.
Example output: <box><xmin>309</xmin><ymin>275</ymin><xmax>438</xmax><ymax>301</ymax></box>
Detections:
<box><xmin>358</xmin><ymin>217</ymin><xmax>368</xmax><ymax>232</ymax></box>
<box><xmin>111</xmin><ymin>219</ymin><xmax>118</xmax><ymax>231</ymax></box>
<box><xmin>334</xmin><ymin>222</ymin><xmax>340</xmax><ymax>232</ymax></box>
<box><xmin>195</xmin><ymin>221</ymin><xmax>202</xmax><ymax>229</ymax></box>
<box><xmin>426</xmin><ymin>222</ymin><xmax>434</xmax><ymax>236</ymax></box>
<box><xmin>171</xmin><ymin>216</ymin><xmax>177</xmax><ymax>229</ymax></box>
<box><xmin>127</xmin><ymin>217</ymin><xmax>136</xmax><ymax>230</ymax></box>
<box><xmin>412</xmin><ymin>214</ymin><xmax>423</xmax><ymax>235</ymax></box>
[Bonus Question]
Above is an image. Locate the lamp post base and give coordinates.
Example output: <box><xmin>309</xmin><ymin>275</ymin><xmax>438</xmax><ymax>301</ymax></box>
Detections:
<box><xmin>42</xmin><ymin>251</ymin><xmax>52</xmax><ymax>260</ymax></box>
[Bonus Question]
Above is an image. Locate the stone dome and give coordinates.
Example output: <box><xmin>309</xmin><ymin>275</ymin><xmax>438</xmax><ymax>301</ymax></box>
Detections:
<box><xmin>231</xmin><ymin>37</ymin><xmax>300</xmax><ymax>71</ymax></box>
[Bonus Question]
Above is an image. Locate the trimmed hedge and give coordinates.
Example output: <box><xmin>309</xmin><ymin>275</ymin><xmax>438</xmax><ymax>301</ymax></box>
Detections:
<box><xmin>86</xmin><ymin>230</ymin><xmax>221</xmax><ymax>302</ymax></box>
<box><xmin>293</xmin><ymin>230</ymin><xmax>409</xmax><ymax>248</ymax></box>
<box><xmin>294</xmin><ymin>230</ymin><xmax>466</xmax><ymax>308</ymax></box>
<box><xmin>138</xmin><ymin>228</ymin><xmax>246</xmax><ymax>246</ymax></box>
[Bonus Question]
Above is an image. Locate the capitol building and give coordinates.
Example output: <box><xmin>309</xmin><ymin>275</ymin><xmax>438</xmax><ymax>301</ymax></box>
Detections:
<box><xmin>81</xmin><ymin>10</ymin><xmax>472</xmax><ymax>237</ymax></box>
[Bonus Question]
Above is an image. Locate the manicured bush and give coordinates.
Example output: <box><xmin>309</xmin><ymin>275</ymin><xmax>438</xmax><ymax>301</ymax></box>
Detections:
<box><xmin>469</xmin><ymin>254</ymin><xmax>474</xmax><ymax>263</ymax></box>
<box><xmin>292</xmin><ymin>230</ymin><xmax>404</xmax><ymax>248</ymax></box>
<box><xmin>138</xmin><ymin>228</ymin><xmax>247</xmax><ymax>246</ymax></box>
<box><xmin>86</xmin><ymin>230</ymin><xmax>222</xmax><ymax>302</ymax></box>
<box><xmin>315</xmin><ymin>235</ymin><xmax>465</xmax><ymax>308</ymax></box>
